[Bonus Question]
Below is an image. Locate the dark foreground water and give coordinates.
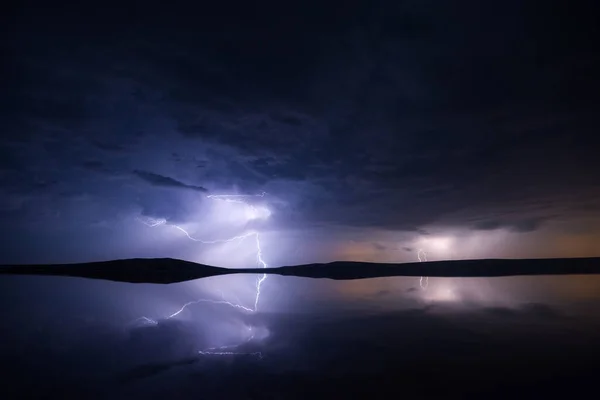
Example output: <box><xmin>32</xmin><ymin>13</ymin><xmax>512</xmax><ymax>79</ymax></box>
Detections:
<box><xmin>1</xmin><ymin>272</ymin><xmax>599</xmax><ymax>399</ymax></box>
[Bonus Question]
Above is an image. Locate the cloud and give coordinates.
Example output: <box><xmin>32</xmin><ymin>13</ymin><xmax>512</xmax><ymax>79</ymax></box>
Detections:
<box><xmin>1</xmin><ymin>0</ymin><xmax>599</xmax><ymax>265</ymax></box>
<box><xmin>482</xmin><ymin>303</ymin><xmax>564</xmax><ymax>321</ymax></box>
<box><xmin>473</xmin><ymin>218</ymin><xmax>546</xmax><ymax>233</ymax></box>
<box><xmin>91</xmin><ymin>141</ymin><xmax>127</xmax><ymax>153</ymax></box>
<box><xmin>372</xmin><ymin>242</ymin><xmax>387</xmax><ymax>251</ymax></box>
<box><xmin>116</xmin><ymin>356</ymin><xmax>199</xmax><ymax>385</ymax></box>
<box><xmin>133</xmin><ymin>170</ymin><xmax>208</xmax><ymax>193</ymax></box>
<box><xmin>510</xmin><ymin>219</ymin><xmax>545</xmax><ymax>233</ymax></box>
<box><xmin>112</xmin><ymin>302</ymin><xmax>572</xmax><ymax>386</ymax></box>
<box><xmin>519</xmin><ymin>302</ymin><xmax>563</xmax><ymax>318</ymax></box>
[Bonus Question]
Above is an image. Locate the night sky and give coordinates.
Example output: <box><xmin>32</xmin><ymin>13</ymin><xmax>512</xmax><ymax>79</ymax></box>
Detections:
<box><xmin>1</xmin><ymin>1</ymin><xmax>600</xmax><ymax>397</ymax></box>
<box><xmin>3</xmin><ymin>0</ymin><xmax>599</xmax><ymax>265</ymax></box>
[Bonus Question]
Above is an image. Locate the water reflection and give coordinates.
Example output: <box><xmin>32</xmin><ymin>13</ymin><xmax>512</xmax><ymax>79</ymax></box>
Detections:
<box><xmin>328</xmin><ymin>274</ymin><xmax>600</xmax><ymax>315</ymax></box>
<box><xmin>1</xmin><ymin>273</ymin><xmax>600</xmax><ymax>398</ymax></box>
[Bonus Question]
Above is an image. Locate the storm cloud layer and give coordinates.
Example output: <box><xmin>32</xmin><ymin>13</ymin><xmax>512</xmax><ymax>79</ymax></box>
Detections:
<box><xmin>2</xmin><ymin>0</ymin><xmax>600</xmax><ymax>262</ymax></box>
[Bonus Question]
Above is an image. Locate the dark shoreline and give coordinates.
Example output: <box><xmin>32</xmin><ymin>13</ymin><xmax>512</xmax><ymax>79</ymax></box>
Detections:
<box><xmin>1</xmin><ymin>257</ymin><xmax>599</xmax><ymax>284</ymax></box>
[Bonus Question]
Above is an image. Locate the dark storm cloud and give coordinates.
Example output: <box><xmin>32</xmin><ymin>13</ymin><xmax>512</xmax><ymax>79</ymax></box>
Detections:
<box><xmin>92</xmin><ymin>141</ymin><xmax>127</xmax><ymax>153</ymax></box>
<box><xmin>151</xmin><ymin>0</ymin><xmax>599</xmax><ymax>231</ymax></box>
<box><xmin>133</xmin><ymin>170</ymin><xmax>208</xmax><ymax>193</ymax></box>
<box><xmin>1</xmin><ymin>0</ymin><xmax>599</xmax><ymax>258</ymax></box>
<box><xmin>81</xmin><ymin>160</ymin><xmax>104</xmax><ymax>171</ymax></box>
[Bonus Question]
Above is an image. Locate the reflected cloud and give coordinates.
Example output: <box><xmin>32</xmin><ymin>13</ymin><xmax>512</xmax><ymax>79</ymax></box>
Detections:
<box><xmin>3</xmin><ymin>272</ymin><xmax>600</xmax><ymax>399</ymax></box>
<box><xmin>423</xmin><ymin>282</ymin><xmax>460</xmax><ymax>303</ymax></box>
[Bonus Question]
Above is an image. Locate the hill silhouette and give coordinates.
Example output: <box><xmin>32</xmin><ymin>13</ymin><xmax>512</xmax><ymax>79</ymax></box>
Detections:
<box><xmin>1</xmin><ymin>257</ymin><xmax>600</xmax><ymax>284</ymax></box>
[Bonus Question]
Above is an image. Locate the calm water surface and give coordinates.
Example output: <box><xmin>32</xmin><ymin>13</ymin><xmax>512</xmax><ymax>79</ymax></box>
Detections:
<box><xmin>2</xmin><ymin>273</ymin><xmax>599</xmax><ymax>399</ymax></box>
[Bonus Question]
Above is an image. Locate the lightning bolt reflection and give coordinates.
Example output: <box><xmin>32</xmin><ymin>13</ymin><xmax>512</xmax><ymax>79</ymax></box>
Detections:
<box><xmin>418</xmin><ymin>248</ymin><xmax>428</xmax><ymax>290</ymax></box>
<box><xmin>135</xmin><ymin>192</ymin><xmax>270</xmax><ymax>359</ymax></box>
<box><xmin>198</xmin><ymin>329</ymin><xmax>263</xmax><ymax>359</ymax></box>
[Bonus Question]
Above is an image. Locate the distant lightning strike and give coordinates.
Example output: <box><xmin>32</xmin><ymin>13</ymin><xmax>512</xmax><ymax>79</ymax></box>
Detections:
<box><xmin>418</xmin><ymin>248</ymin><xmax>428</xmax><ymax>290</ymax></box>
<box><xmin>136</xmin><ymin>192</ymin><xmax>270</xmax><ymax>358</ymax></box>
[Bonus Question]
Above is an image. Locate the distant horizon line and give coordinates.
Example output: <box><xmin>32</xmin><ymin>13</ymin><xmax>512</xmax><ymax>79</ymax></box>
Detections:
<box><xmin>1</xmin><ymin>256</ymin><xmax>599</xmax><ymax>284</ymax></box>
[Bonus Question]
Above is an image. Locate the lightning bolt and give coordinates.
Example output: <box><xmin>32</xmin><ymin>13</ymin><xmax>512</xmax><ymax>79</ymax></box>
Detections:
<box><xmin>418</xmin><ymin>248</ymin><xmax>428</xmax><ymax>290</ymax></box>
<box><xmin>207</xmin><ymin>191</ymin><xmax>266</xmax><ymax>199</ymax></box>
<box><xmin>198</xmin><ymin>349</ymin><xmax>263</xmax><ymax>358</ymax></box>
<box><xmin>137</xmin><ymin>217</ymin><xmax>167</xmax><ymax>228</ymax></box>
<box><xmin>197</xmin><ymin>328</ymin><xmax>263</xmax><ymax>359</ymax></box>
<box><xmin>136</xmin><ymin>192</ymin><xmax>270</xmax><ymax>358</ymax></box>
<box><xmin>166</xmin><ymin>296</ymin><xmax>254</xmax><ymax>316</ymax></box>
<box><xmin>206</xmin><ymin>191</ymin><xmax>270</xmax><ymax>220</ymax></box>
<box><xmin>163</xmin><ymin>227</ymin><xmax>267</xmax><ymax>313</ymax></box>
